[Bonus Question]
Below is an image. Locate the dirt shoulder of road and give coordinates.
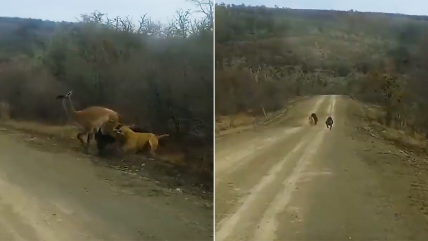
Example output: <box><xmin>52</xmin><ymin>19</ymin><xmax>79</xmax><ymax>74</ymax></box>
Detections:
<box><xmin>0</xmin><ymin>120</ymin><xmax>213</xmax><ymax>200</ymax></box>
<box><xmin>215</xmin><ymin>96</ymin><xmax>310</xmax><ymax>138</ymax></box>
<box><xmin>345</xmin><ymin>98</ymin><xmax>428</xmax><ymax>230</ymax></box>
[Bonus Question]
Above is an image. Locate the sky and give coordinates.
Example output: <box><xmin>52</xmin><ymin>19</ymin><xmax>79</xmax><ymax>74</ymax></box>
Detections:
<box><xmin>218</xmin><ymin>0</ymin><xmax>428</xmax><ymax>16</ymax></box>
<box><xmin>0</xmin><ymin>0</ymin><xmax>203</xmax><ymax>23</ymax></box>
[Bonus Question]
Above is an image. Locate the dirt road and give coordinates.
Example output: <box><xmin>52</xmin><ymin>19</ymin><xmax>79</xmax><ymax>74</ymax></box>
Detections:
<box><xmin>215</xmin><ymin>95</ymin><xmax>428</xmax><ymax>241</ymax></box>
<box><xmin>0</xmin><ymin>130</ymin><xmax>213</xmax><ymax>240</ymax></box>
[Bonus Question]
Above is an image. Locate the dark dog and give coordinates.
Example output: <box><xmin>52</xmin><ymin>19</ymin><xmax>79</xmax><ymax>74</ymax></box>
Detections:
<box><xmin>325</xmin><ymin>116</ymin><xmax>333</xmax><ymax>130</ymax></box>
<box><xmin>95</xmin><ymin>124</ymin><xmax>149</xmax><ymax>154</ymax></box>
<box><xmin>310</xmin><ymin>113</ymin><xmax>318</xmax><ymax>125</ymax></box>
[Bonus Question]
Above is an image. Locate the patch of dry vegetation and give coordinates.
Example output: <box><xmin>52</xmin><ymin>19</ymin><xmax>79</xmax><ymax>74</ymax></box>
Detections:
<box><xmin>0</xmin><ymin>1</ymin><xmax>214</xmax><ymax>191</ymax></box>
<box><xmin>353</xmin><ymin>100</ymin><xmax>428</xmax><ymax>153</ymax></box>
<box><xmin>215</xmin><ymin>4</ymin><xmax>428</xmax><ymax>149</ymax></box>
<box><xmin>0</xmin><ymin>120</ymin><xmax>76</xmax><ymax>139</ymax></box>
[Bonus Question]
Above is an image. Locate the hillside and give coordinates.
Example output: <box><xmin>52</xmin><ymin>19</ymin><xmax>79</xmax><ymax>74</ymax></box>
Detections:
<box><xmin>0</xmin><ymin>17</ymin><xmax>64</xmax><ymax>57</ymax></box>
<box><xmin>0</xmin><ymin>8</ymin><xmax>214</xmax><ymax>185</ymax></box>
<box><xmin>215</xmin><ymin>4</ymin><xmax>428</xmax><ymax>77</ymax></box>
<box><xmin>0</xmin><ymin>11</ymin><xmax>213</xmax><ymax>134</ymax></box>
<box><xmin>215</xmin><ymin>4</ymin><xmax>428</xmax><ymax>137</ymax></box>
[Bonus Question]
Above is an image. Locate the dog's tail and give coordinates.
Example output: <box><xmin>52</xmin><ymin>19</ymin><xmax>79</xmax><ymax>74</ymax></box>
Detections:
<box><xmin>156</xmin><ymin>134</ymin><xmax>170</xmax><ymax>139</ymax></box>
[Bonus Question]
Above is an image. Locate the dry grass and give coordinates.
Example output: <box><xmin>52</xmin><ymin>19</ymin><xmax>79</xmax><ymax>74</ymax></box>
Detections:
<box><xmin>363</xmin><ymin>104</ymin><xmax>386</xmax><ymax>124</ymax></box>
<box><xmin>372</xmin><ymin>122</ymin><xmax>428</xmax><ymax>150</ymax></box>
<box><xmin>215</xmin><ymin>113</ymin><xmax>256</xmax><ymax>137</ymax></box>
<box><xmin>0</xmin><ymin>120</ymin><xmax>77</xmax><ymax>139</ymax></box>
<box><xmin>0</xmin><ymin>119</ymin><xmax>190</xmax><ymax>166</ymax></box>
<box><xmin>215</xmin><ymin>96</ymin><xmax>309</xmax><ymax>138</ymax></box>
<box><xmin>358</xmin><ymin>101</ymin><xmax>428</xmax><ymax>151</ymax></box>
<box><xmin>0</xmin><ymin>102</ymin><xmax>11</xmax><ymax>120</ymax></box>
<box><xmin>215</xmin><ymin>96</ymin><xmax>307</xmax><ymax>138</ymax></box>
<box><xmin>0</xmin><ymin>119</ymin><xmax>213</xmax><ymax>192</ymax></box>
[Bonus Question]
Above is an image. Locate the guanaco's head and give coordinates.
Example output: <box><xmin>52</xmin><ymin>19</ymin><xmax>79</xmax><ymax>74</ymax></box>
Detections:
<box><xmin>55</xmin><ymin>90</ymin><xmax>73</xmax><ymax>100</ymax></box>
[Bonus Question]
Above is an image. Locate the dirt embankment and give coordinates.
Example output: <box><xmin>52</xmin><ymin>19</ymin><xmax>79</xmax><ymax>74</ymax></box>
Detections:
<box><xmin>347</xmin><ymin>99</ymin><xmax>428</xmax><ymax>235</ymax></box>
<box><xmin>0</xmin><ymin>120</ymin><xmax>213</xmax><ymax>197</ymax></box>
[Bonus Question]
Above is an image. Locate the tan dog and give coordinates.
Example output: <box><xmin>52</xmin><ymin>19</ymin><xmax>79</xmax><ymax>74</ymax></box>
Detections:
<box><xmin>114</xmin><ymin>125</ymin><xmax>169</xmax><ymax>156</ymax></box>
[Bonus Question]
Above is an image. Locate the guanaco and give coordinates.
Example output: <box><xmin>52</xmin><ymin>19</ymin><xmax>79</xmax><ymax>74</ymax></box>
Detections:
<box><xmin>56</xmin><ymin>90</ymin><xmax>121</xmax><ymax>152</ymax></box>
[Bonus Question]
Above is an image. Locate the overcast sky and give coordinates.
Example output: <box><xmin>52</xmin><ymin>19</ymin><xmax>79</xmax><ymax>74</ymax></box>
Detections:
<box><xmin>218</xmin><ymin>0</ymin><xmax>428</xmax><ymax>16</ymax></box>
<box><xmin>0</xmin><ymin>0</ymin><xmax>203</xmax><ymax>23</ymax></box>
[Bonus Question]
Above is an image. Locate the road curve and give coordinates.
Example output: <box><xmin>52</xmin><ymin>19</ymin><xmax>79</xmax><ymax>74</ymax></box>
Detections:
<box><xmin>215</xmin><ymin>95</ymin><xmax>427</xmax><ymax>241</ymax></box>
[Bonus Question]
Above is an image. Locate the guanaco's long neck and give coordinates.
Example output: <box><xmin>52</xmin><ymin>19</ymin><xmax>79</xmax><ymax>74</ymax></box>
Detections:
<box><xmin>61</xmin><ymin>98</ymin><xmax>71</xmax><ymax>119</ymax></box>
<box><xmin>68</xmin><ymin>96</ymin><xmax>80</xmax><ymax>121</ymax></box>
<box><xmin>62</xmin><ymin>96</ymin><xmax>78</xmax><ymax>121</ymax></box>
<box><xmin>67</xmin><ymin>96</ymin><xmax>77</xmax><ymax>113</ymax></box>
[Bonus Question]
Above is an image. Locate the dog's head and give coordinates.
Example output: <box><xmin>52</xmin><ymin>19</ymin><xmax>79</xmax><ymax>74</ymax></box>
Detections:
<box><xmin>114</xmin><ymin>125</ymin><xmax>134</xmax><ymax>137</ymax></box>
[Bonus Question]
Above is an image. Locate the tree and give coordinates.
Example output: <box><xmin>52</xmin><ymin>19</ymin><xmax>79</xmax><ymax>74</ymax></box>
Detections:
<box><xmin>187</xmin><ymin>0</ymin><xmax>213</xmax><ymax>30</ymax></box>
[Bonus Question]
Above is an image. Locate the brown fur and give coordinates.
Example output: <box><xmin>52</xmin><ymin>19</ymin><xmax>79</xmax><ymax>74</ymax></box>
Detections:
<box><xmin>310</xmin><ymin>113</ymin><xmax>318</xmax><ymax>125</ymax></box>
<box><xmin>325</xmin><ymin>116</ymin><xmax>334</xmax><ymax>130</ymax></box>
<box><xmin>56</xmin><ymin>90</ymin><xmax>121</xmax><ymax>151</ymax></box>
<box><xmin>308</xmin><ymin>116</ymin><xmax>315</xmax><ymax>126</ymax></box>
<box><xmin>113</xmin><ymin>125</ymin><xmax>169</xmax><ymax>156</ymax></box>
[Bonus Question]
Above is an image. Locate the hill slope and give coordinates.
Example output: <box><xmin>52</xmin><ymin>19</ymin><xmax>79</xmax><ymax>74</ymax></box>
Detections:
<box><xmin>215</xmin><ymin>4</ymin><xmax>428</xmax><ymax>137</ymax></box>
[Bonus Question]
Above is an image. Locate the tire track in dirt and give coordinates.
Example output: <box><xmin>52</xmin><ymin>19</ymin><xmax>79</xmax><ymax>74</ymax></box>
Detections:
<box><xmin>215</xmin><ymin>96</ymin><xmax>335</xmax><ymax>241</ymax></box>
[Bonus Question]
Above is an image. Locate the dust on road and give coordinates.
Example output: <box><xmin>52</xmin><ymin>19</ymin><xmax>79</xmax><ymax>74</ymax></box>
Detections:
<box><xmin>0</xmin><ymin>129</ymin><xmax>213</xmax><ymax>241</ymax></box>
<box><xmin>215</xmin><ymin>95</ymin><xmax>428</xmax><ymax>241</ymax></box>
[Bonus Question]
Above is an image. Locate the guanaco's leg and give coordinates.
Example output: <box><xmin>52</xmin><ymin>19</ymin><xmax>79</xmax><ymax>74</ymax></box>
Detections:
<box><xmin>87</xmin><ymin>132</ymin><xmax>94</xmax><ymax>149</ymax></box>
<box><xmin>77</xmin><ymin>132</ymin><xmax>86</xmax><ymax>147</ymax></box>
<box><xmin>77</xmin><ymin>131</ymin><xmax>90</xmax><ymax>153</ymax></box>
<box><xmin>97</xmin><ymin>139</ymin><xmax>108</xmax><ymax>154</ymax></box>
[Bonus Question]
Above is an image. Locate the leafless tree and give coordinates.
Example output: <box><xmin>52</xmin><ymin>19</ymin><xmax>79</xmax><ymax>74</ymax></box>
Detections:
<box><xmin>187</xmin><ymin>0</ymin><xmax>213</xmax><ymax>30</ymax></box>
<box><xmin>171</xmin><ymin>9</ymin><xmax>192</xmax><ymax>38</ymax></box>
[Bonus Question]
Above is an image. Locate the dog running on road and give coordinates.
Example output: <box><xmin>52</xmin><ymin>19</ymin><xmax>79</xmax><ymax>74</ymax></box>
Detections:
<box><xmin>308</xmin><ymin>115</ymin><xmax>315</xmax><ymax>125</ymax></box>
<box><xmin>308</xmin><ymin>113</ymin><xmax>318</xmax><ymax>126</ymax></box>
<box><xmin>325</xmin><ymin>116</ymin><xmax>333</xmax><ymax>130</ymax></box>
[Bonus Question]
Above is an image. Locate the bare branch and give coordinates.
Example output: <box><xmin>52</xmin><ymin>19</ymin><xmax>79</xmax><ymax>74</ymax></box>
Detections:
<box><xmin>186</xmin><ymin>0</ymin><xmax>213</xmax><ymax>29</ymax></box>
